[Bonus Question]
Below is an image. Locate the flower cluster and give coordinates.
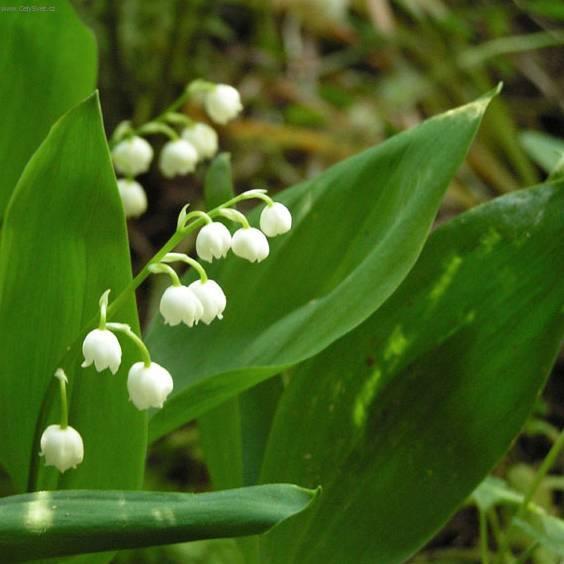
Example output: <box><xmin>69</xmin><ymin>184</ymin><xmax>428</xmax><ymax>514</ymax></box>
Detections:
<box><xmin>39</xmin><ymin>189</ymin><xmax>292</xmax><ymax>473</ymax></box>
<box><xmin>110</xmin><ymin>81</ymin><xmax>242</xmax><ymax>219</ymax></box>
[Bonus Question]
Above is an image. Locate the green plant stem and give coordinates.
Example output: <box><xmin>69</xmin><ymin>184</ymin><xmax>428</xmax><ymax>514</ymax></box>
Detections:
<box><xmin>162</xmin><ymin>252</ymin><xmax>208</xmax><ymax>282</ymax></box>
<box><xmin>106</xmin><ymin>323</ymin><xmax>152</xmax><ymax>367</ymax></box>
<box><xmin>219</xmin><ymin>207</ymin><xmax>250</xmax><ymax>228</ymax></box>
<box><xmin>516</xmin><ymin>428</ymin><xmax>564</xmax><ymax>520</ymax></box>
<box><xmin>479</xmin><ymin>509</ymin><xmax>490</xmax><ymax>564</ymax></box>
<box><xmin>486</xmin><ymin>508</ymin><xmax>507</xmax><ymax>563</ymax></box>
<box><xmin>54</xmin><ymin>370</ymin><xmax>68</xmax><ymax>429</ymax></box>
<box><xmin>148</xmin><ymin>263</ymin><xmax>182</xmax><ymax>287</ymax></box>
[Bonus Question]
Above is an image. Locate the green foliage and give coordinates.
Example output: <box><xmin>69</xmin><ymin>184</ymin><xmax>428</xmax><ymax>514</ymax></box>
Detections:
<box><xmin>0</xmin><ymin>94</ymin><xmax>146</xmax><ymax>494</ymax></box>
<box><xmin>257</xmin><ymin>181</ymin><xmax>564</xmax><ymax>563</ymax></box>
<box><xmin>0</xmin><ymin>0</ymin><xmax>96</xmax><ymax>221</ymax></box>
<box><xmin>472</xmin><ymin>476</ymin><xmax>564</xmax><ymax>558</ymax></box>
<box><xmin>147</xmin><ymin>87</ymin><xmax>500</xmax><ymax>444</ymax></box>
<box><xmin>0</xmin><ymin>485</ymin><xmax>316</xmax><ymax>561</ymax></box>
<box><xmin>520</xmin><ymin>131</ymin><xmax>564</xmax><ymax>175</ymax></box>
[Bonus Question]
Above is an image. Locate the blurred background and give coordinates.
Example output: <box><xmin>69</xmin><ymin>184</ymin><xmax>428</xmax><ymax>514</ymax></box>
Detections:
<box><xmin>72</xmin><ymin>1</ymin><xmax>563</xmax><ymax>561</ymax></box>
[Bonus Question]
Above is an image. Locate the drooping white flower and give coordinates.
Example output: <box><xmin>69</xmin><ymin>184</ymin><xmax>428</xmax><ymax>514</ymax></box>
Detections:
<box><xmin>40</xmin><ymin>424</ymin><xmax>84</xmax><ymax>473</ymax></box>
<box><xmin>159</xmin><ymin>285</ymin><xmax>203</xmax><ymax>327</ymax></box>
<box><xmin>159</xmin><ymin>139</ymin><xmax>198</xmax><ymax>178</ymax></box>
<box><xmin>204</xmin><ymin>84</ymin><xmax>243</xmax><ymax>125</ymax></box>
<box><xmin>127</xmin><ymin>361</ymin><xmax>173</xmax><ymax>410</ymax></box>
<box><xmin>232</xmin><ymin>227</ymin><xmax>269</xmax><ymax>263</ymax></box>
<box><xmin>196</xmin><ymin>222</ymin><xmax>232</xmax><ymax>262</ymax></box>
<box><xmin>188</xmin><ymin>279</ymin><xmax>227</xmax><ymax>325</ymax></box>
<box><xmin>260</xmin><ymin>202</ymin><xmax>292</xmax><ymax>237</ymax></box>
<box><xmin>111</xmin><ymin>136</ymin><xmax>154</xmax><ymax>177</ymax></box>
<box><xmin>81</xmin><ymin>328</ymin><xmax>122</xmax><ymax>374</ymax></box>
<box><xmin>117</xmin><ymin>178</ymin><xmax>148</xmax><ymax>218</ymax></box>
<box><xmin>181</xmin><ymin>123</ymin><xmax>218</xmax><ymax>160</ymax></box>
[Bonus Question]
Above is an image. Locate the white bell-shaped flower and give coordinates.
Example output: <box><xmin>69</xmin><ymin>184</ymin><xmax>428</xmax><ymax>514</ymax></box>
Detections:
<box><xmin>181</xmin><ymin>123</ymin><xmax>218</xmax><ymax>160</ymax></box>
<box><xmin>81</xmin><ymin>328</ymin><xmax>122</xmax><ymax>374</ymax></box>
<box><xmin>127</xmin><ymin>361</ymin><xmax>173</xmax><ymax>410</ymax></box>
<box><xmin>159</xmin><ymin>139</ymin><xmax>198</xmax><ymax>178</ymax></box>
<box><xmin>204</xmin><ymin>84</ymin><xmax>243</xmax><ymax>125</ymax></box>
<box><xmin>260</xmin><ymin>202</ymin><xmax>292</xmax><ymax>237</ymax></box>
<box><xmin>160</xmin><ymin>285</ymin><xmax>203</xmax><ymax>327</ymax></box>
<box><xmin>111</xmin><ymin>136</ymin><xmax>154</xmax><ymax>177</ymax></box>
<box><xmin>188</xmin><ymin>279</ymin><xmax>226</xmax><ymax>325</ymax></box>
<box><xmin>40</xmin><ymin>424</ymin><xmax>84</xmax><ymax>473</ymax></box>
<box><xmin>196</xmin><ymin>222</ymin><xmax>232</xmax><ymax>262</ymax></box>
<box><xmin>232</xmin><ymin>227</ymin><xmax>269</xmax><ymax>263</ymax></box>
<box><xmin>117</xmin><ymin>178</ymin><xmax>148</xmax><ymax>218</ymax></box>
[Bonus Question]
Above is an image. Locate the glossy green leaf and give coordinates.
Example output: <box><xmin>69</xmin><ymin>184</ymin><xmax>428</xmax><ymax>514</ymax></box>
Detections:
<box><xmin>200</xmin><ymin>378</ymin><xmax>284</xmax><ymax>490</ymax></box>
<box><xmin>147</xmin><ymin>88</ymin><xmax>500</xmax><ymax>442</ymax></box>
<box><xmin>520</xmin><ymin>130</ymin><xmax>564</xmax><ymax>175</ymax></box>
<box><xmin>0</xmin><ymin>0</ymin><xmax>97</xmax><ymax>221</ymax></box>
<box><xmin>0</xmin><ymin>94</ymin><xmax>146</xmax><ymax>494</ymax></box>
<box><xmin>0</xmin><ymin>485</ymin><xmax>317</xmax><ymax>561</ymax></box>
<box><xmin>258</xmin><ymin>182</ymin><xmax>564</xmax><ymax>564</ymax></box>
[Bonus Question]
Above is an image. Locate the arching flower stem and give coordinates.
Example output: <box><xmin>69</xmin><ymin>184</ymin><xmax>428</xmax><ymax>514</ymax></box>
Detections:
<box><xmin>161</xmin><ymin>253</ymin><xmax>208</xmax><ymax>283</ymax></box>
<box><xmin>148</xmin><ymin>263</ymin><xmax>182</xmax><ymax>287</ymax></box>
<box><xmin>54</xmin><ymin>369</ymin><xmax>69</xmax><ymax>429</ymax></box>
<box><xmin>106</xmin><ymin>322</ymin><xmax>152</xmax><ymax>368</ymax></box>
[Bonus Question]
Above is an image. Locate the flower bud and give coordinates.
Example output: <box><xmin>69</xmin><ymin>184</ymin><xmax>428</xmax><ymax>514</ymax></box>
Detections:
<box><xmin>260</xmin><ymin>202</ymin><xmax>292</xmax><ymax>237</ymax></box>
<box><xmin>81</xmin><ymin>328</ymin><xmax>122</xmax><ymax>374</ymax></box>
<box><xmin>40</xmin><ymin>424</ymin><xmax>84</xmax><ymax>473</ymax></box>
<box><xmin>160</xmin><ymin>285</ymin><xmax>203</xmax><ymax>327</ymax></box>
<box><xmin>232</xmin><ymin>227</ymin><xmax>269</xmax><ymax>263</ymax></box>
<box><xmin>181</xmin><ymin>123</ymin><xmax>218</xmax><ymax>160</ymax></box>
<box><xmin>196</xmin><ymin>222</ymin><xmax>232</xmax><ymax>262</ymax></box>
<box><xmin>127</xmin><ymin>361</ymin><xmax>173</xmax><ymax>410</ymax></box>
<box><xmin>188</xmin><ymin>279</ymin><xmax>227</xmax><ymax>325</ymax></box>
<box><xmin>111</xmin><ymin>136</ymin><xmax>154</xmax><ymax>177</ymax></box>
<box><xmin>117</xmin><ymin>178</ymin><xmax>148</xmax><ymax>218</ymax></box>
<box><xmin>204</xmin><ymin>84</ymin><xmax>243</xmax><ymax>125</ymax></box>
<box><xmin>159</xmin><ymin>139</ymin><xmax>198</xmax><ymax>178</ymax></box>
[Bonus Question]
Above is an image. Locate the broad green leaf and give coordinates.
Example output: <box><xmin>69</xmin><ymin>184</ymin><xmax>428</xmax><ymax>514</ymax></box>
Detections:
<box><xmin>259</xmin><ymin>182</ymin><xmax>564</xmax><ymax>564</ymax></box>
<box><xmin>0</xmin><ymin>485</ymin><xmax>317</xmax><ymax>561</ymax></box>
<box><xmin>147</xmin><ymin>87</ymin><xmax>500</xmax><ymax>442</ymax></box>
<box><xmin>520</xmin><ymin>130</ymin><xmax>564</xmax><ymax>175</ymax></box>
<box><xmin>200</xmin><ymin>378</ymin><xmax>284</xmax><ymax>490</ymax></box>
<box><xmin>0</xmin><ymin>94</ymin><xmax>146</xmax><ymax>494</ymax></box>
<box><xmin>0</xmin><ymin>0</ymin><xmax>97</xmax><ymax>221</ymax></box>
<box><xmin>114</xmin><ymin>538</ymin><xmax>244</xmax><ymax>564</ymax></box>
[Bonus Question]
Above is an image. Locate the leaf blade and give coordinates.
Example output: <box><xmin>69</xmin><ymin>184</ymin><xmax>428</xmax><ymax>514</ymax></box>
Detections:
<box><xmin>0</xmin><ymin>93</ymin><xmax>146</xmax><ymax>493</ymax></box>
<box><xmin>0</xmin><ymin>485</ymin><xmax>317</xmax><ymax>561</ymax></box>
<box><xmin>259</xmin><ymin>182</ymin><xmax>564</xmax><ymax>563</ymax></box>
<box><xmin>147</xmin><ymin>88</ymin><xmax>500</xmax><ymax>442</ymax></box>
<box><xmin>0</xmin><ymin>0</ymin><xmax>97</xmax><ymax>220</ymax></box>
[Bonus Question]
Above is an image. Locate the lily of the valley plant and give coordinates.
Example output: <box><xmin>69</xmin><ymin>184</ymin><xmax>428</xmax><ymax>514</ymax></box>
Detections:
<box><xmin>39</xmin><ymin>82</ymin><xmax>291</xmax><ymax>472</ymax></box>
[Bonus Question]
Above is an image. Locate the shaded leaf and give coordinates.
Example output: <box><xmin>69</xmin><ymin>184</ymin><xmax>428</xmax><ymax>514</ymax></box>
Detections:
<box><xmin>259</xmin><ymin>182</ymin><xmax>564</xmax><ymax>563</ymax></box>
<box><xmin>0</xmin><ymin>0</ymin><xmax>96</xmax><ymax>221</ymax></box>
<box><xmin>0</xmin><ymin>94</ymin><xmax>146</xmax><ymax>494</ymax></box>
<box><xmin>147</xmin><ymin>88</ymin><xmax>500</xmax><ymax>442</ymax></box>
